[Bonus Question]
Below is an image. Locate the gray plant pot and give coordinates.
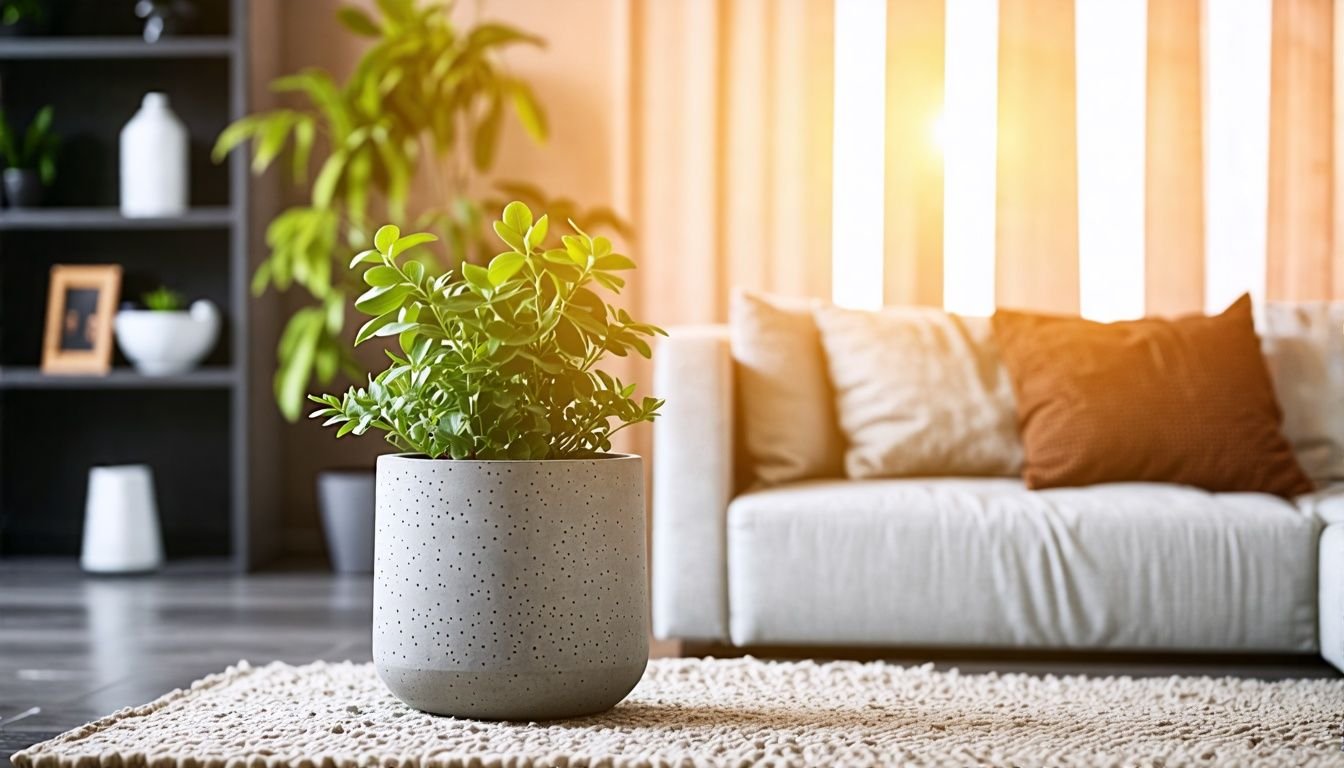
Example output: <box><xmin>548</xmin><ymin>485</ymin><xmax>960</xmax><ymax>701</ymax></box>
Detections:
<box><xmin>317</xmin><ymin>470</ymin><xmax>375</xmax><ymax>574</ymax></box>
<box><xmin>373</xmin><ymin>452</ymin><xmax>649</xmax><ymax>720</ymax></box>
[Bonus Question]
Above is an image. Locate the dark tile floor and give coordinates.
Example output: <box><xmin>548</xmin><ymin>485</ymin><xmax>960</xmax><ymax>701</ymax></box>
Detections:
<box><xmin>0</xmin><ymin>560</ymin><xmax>375</xmax><ymax>764</ymax></box>
<box><xmin>1</xmin><ymin>560</ymin><xmax>1338</xmax><ymax>764</ymax></box>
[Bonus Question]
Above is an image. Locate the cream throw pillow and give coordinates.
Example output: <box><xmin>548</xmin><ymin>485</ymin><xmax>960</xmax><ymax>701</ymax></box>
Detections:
<box><xmin>1260</xmin><ymin>302</ymin><xmax>1344</xmax><ymax>482</ymax></box>
<box><xmin>730</xmin><ymin>292</ymin><xmax>845</xmax><ymax>485</ymax></box>
<box><xmin>815</xmin><ymin>305</ymin><xmax>1023</xmax><ymax>479</ymax></box>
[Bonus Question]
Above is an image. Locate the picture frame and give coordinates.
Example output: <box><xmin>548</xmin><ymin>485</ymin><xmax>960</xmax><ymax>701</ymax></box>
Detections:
<box><xmin>41</xmin><ymin>264</ymin><xmax>123</xmax><ymax>375</ymax></box>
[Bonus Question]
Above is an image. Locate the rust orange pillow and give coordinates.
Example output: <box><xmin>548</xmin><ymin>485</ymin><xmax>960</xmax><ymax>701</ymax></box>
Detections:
<box><xmin>991</xmin><ymin>295</ymin><xmax>1313</xmax><ymax>498</ymax></box>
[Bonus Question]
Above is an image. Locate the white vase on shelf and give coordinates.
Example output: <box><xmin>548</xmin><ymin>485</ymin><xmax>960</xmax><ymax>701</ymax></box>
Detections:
<box><xmin>81</xmin><ymin>464</ymin><xmax>163</xmax><ymax>574</ymax></box>
<box><xmin>119</xmin><ymin>92</ymin><xmax>189</xmax><ymax>217</ymax></box>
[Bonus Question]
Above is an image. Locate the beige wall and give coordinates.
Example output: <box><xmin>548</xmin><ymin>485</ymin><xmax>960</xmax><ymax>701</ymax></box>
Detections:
<box><xmin>259</xmin><ymin>0</ymin><xmax>635</xmax><ymax>556</ymax></box>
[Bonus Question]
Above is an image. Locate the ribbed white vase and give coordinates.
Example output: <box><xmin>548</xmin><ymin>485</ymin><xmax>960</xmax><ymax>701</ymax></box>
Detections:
<box><xmin>119</xmin><ymin>92</ymin><xmax>189</xmax><ymax>217</ymax></box>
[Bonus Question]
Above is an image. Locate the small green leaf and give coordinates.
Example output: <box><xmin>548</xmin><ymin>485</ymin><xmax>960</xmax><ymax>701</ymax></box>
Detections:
<box><xmin>390</xmin><ymin>232</ymin><xmax>437</xmax><ymax>257</ymax></box>
<box><xmin>487</xmin><ymin>252</ymin><xmax>527</xmax><ymax>286</ymax></box>
<box><xmin>362</xmin><ymin>265</ymin><xmax>401</xmax><ymax>287</ymax></box>
<box><xmin>348</xmin><ymin>249</ymin><xmax>380</xmax><ymax>269</ymax></box>
<box><xmin>355</xmin><ymin>312</ymin><xmax>396</xmax><ymax>345</ymax></box>
<box><xmin>492</xmin><ymin>220</ymin><xmax>525</xmax><ymax>252</ymax></box>
<box><xmin>374</xmin><ymin>225</ymin><xmax>401</xmax><ymax>253</ymax></box>
<box><xmin>373</xmin><ymin>321</ymin><xmax>418</xmax><ymax>337</ymax></box>
<box><xmin>355</xmin><ymin>284</ymin><xmax>411</xmax><ymax>315</ymax></box>
<box><xmin>592</xmin><ymin>236</ymin><xmax>613</xmax><ymax>259</ymax></box>
<box><xmin>503</xmin><ymin>201</ymin><xmax>533</xmax><ymax>233</ymax></box>
<box><xmin>594</xmin><ymin>253</ymin><xmax>636</xmax><ymax>270</ymax></box>
<box><xmin>527</xmin><ymin>215</ymin><xmax>549</xmax><ymax>248</ymax></box>
<box><xmin>462</xmin><ymin>263</ymin><xmax>492</xmax><ymax>292</ymax></box>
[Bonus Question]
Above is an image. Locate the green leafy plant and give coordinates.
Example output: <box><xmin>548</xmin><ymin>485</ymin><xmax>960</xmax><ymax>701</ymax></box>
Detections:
<box><xmin>142</xmin><ymin>286</ymin><xmax>185</xmax><ymax>311</ymax></box>
<box><xmin>308</xmin><ymin>201</ymin><xmax>664</xmax><ymax>459</ymax></box>
<box><xmin>0</xmin><ymin>106</ymin><xmax>58</xmax><ymax>185</ymax></box>
<box><xmin>0</xmin><ymin>0</ymin><xmax>45</xmax><ymax>27</ymax></box>
<box><xmin>214</xmin><ymin>0</ymin><xmax>630</xmax><ymax>423</ymax></box>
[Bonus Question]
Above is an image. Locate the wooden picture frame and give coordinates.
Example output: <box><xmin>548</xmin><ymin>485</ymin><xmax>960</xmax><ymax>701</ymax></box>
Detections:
<box><xmin>41</xmin><ymin>264</ymin><xmax>123</xmax><ymax>375</ymax></box>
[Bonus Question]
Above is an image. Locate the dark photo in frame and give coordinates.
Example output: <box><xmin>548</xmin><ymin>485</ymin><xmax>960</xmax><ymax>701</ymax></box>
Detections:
<box><xmin>41</xmin><ymin>264</ymin><xmax>122</xmax><ymax>375</ymax></box>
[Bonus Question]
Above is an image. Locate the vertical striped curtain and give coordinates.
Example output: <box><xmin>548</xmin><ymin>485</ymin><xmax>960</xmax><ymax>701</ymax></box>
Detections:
<box><xmin>631</xmin><ymin>0</ymin><xmax>835</xmax><ymax>329</ymax></box>
<box><xmin>626</xmin><ymin>0</ymin><xmax>1341</xmax><ymax>330</ymax></box>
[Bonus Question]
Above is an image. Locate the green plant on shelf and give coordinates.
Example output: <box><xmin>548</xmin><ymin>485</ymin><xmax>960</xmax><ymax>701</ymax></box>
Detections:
<box><xmin>212</xmin><ymin>0</ymin><xmax>628</xmax><ymax>422</ymax></box>
<box><xmin>308</xmin><ymin>201</ymin><xmax>664</xmax><ymax>459</ymax></box>
<box><xmin>0</xmin><ymin>105</ymin><xmax>58</xmax><ymax>186</ymax></box>
<box><xmin>142</xmin><ymin>286</ymin><xmax>185</xmax><ymax>311</ymax></box>
<box><xmin>0</xmin><ymin>0</ymin><xmax>45</xmax><ymax>28</ymax></box>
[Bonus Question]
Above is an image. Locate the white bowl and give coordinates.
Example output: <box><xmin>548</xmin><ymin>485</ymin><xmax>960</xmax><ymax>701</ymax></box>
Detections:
<box><xmin>114</xmin><ymin>300</ymin><xmax>220</xmax><ymax>376</ymax></box>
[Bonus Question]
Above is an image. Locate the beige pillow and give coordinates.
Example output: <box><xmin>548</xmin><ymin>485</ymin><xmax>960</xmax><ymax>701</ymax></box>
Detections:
<box><xmin>730</xmin><ymin>292</ymin><xmax>845</xmax><ymax>485</ymax></box>
<box><xmin>815</xmin><ymin>305</ymin><xmax>1022</xmax><ymax>479</ymax></box>
<box><xmin>1261</xmin><ymin>302</ymin><xmax>1344</xmax><ymax>483</ymax></box>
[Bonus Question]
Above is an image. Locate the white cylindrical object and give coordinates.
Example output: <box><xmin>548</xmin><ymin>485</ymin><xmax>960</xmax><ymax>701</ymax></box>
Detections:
<box><xmin>81</xmin><ymin>464</ymin><xmax>164</xmax><ymax>573</ymax></box>
<box><xmin>119</xmin><ymin>92</ymin><xmax>189</xmax><ymax>217</ymax></box>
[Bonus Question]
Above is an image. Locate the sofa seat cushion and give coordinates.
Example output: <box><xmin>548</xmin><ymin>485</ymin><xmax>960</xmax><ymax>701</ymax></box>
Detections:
<box><xmin>727</xmin><ymin>478</ymin><xmax>1319</xmax><ymax>651</ymax></box>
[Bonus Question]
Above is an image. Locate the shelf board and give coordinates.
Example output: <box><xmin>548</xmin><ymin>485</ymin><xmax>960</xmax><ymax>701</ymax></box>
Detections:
<box><xmin>0</xmin><ymin>207</ymin><xmax>235</xmax><ymax>231</ymax></box>
<box><xmin>0</xmin><ymin>36</ymin><xmax>236</xmax><ymax>60</ymax></box>
<box><xmin>0</xmin><ymin>367</ymin><xmax>238</xmax><ymax>390</ymax></box>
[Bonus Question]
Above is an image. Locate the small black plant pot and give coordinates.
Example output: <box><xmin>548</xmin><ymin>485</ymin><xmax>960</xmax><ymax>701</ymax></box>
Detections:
<box><xmin>3</xmin><ymin>168</ymin><xmax>43</xmax><ymax>208</ymax></box>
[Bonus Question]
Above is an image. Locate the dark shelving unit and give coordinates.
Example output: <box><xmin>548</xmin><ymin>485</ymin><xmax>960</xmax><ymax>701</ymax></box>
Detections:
<box><xmin>0</xmin><ymin>1</ymin><xmax>255</xmax><ymax>569</ymax></box>
<box><xmin>0</xmin><ymin>367</ymin><xmax>238</xmax><ymax>390</ymax></box>
<box><xmin>0</xmin><ymin>37</ymin><xmax>237</xmax><ymax>59</ymax></box>
<box><xmin>0</xmin><ymin>206</ymin><xmax>234</xmax><ymax>230</ymax></box>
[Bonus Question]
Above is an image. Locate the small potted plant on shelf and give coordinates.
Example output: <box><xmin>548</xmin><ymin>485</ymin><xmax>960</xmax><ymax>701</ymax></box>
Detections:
<box><xmin>0</xmin><ymin>0</ymin><xmax>48</xmax><ymax>36</ymax></box>
<box><xmin>114</xmin><ymin>286</ymin><xmax>221</xmax><ymax>376</ymax></box>
<box><xmin>309</xmin><ymin>201</ymin><xmax>664</xmax><ymax>720</ymax></box>
<box><xmin>0</xmin><ymin>106</ymin><xmax>58</xmax><ymax>208</ymax></box>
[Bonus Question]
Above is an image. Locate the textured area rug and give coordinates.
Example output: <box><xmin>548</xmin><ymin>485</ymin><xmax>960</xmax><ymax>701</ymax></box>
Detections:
<box><xmin>12</xmin><ymin>658</ymin><xmax>1344</xmax><ymax>768</ymax></box>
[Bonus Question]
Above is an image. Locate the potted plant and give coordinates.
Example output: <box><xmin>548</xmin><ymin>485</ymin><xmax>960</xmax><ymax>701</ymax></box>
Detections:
<box><xmin>0</xmin><ymin>106</ymin><xmax>58</xmax><ymax>208</ymax></box>
<box><xmin>214</xmin><ymin>1</ymin><xmax>624</xmax><ymax>575</ymax></box>
<box><xmin>308</xmin><ymin>201</ymin><xmax>663</xmax><ymax>719</ymax></box>
<box><xmin>0</xmin><ymin>0</ymin><xmax>48</xmax><ymax>36</ymax></box>
<box><xmin>114</xmin><ymin>286</ymin><xmax>221</xmax><ymax>376</ymax></box>
<box><xmin>215</xmin><ymin>1</ymin><xmax>630</xmax><ymax>575</ymax></box>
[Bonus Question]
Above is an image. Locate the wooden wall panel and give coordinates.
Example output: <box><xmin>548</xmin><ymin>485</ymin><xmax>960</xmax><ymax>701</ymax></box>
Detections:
<box><xmin>1144</xmin><ymin>0</ymin><xmax>1205</xmax><ymax>316</ymax></box>
<box><xmin>884</xmin><ymin>0</ymin><xmax>944</xmax><ymax>306</ymax></box>
<box><xmin>994</xmin><ymin>0</ymin><xmax>1079</xmax><ymax>313</ymax></box>
<box><xmin>1268</xmin><ymin>0</ymin><xmax>1334</xmax><ymax>301</ymax></box>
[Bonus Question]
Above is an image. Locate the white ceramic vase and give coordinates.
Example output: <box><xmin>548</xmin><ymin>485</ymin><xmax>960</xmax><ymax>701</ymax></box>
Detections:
<box><xmin>120</xmin><ymin>92</ymin><xmax>188</xmax><ymax>217</ymax></box>
<box><xmin>81</xmin><ymin>465</ymin><xmax>163</xmax><ymax>574</ymax></box>
<box><xmin>114</xmin><ymin>299</ymin><xmax>220</xmax><ymax>376</ymax></box>
<box><xmin>374</xmin><ymin>453</ymin><xmax>649</xmax><ymax>720</ymax></box>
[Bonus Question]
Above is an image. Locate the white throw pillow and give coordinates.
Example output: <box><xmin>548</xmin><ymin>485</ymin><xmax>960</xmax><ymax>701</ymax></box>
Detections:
<box><xmin>730</xmin><ymin>291</ymin><xmax>845</xmax><ymax>486</ymax></box>
<box><xmin>1261</xmin><ymin>302</ymin><xmax>1344</xmax><ymax>482</ymax></box>
<box><xmin>814</xmin><ymin>305</ymin><xmax>1023</xmax><ymax>479</ymax></box>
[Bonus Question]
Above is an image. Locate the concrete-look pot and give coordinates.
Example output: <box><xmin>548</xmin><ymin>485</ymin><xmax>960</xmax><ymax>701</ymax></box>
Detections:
<box><xmin>374</xmin><ymin>452</ymin><xmax>648</xmax><ymax>720</ymax></box>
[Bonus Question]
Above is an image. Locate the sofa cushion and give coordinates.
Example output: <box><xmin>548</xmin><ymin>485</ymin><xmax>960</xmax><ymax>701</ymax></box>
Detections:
<box><xmin>727</xmin><ymin>478</ymin><xmax>1318</xmax><ymax>651</ymax></box>
<box><xmin>993</xmin><ymin>295</ymin><xmax>1314</xmax><ymax>497</ymax></box>
<box><xmin>730</xmin><ymin>291</ymin><xmax>845</xmax><ymax>485</ymax></box>
<box><xmin>814</xmin><ymin>305</ymin><xmax>1022</xmax><ymax>479</ymax></box>
<box><xmin>1261</xmin><ymin>302</ymin><xmax>1344</xmax><ymax>483</ymax></box>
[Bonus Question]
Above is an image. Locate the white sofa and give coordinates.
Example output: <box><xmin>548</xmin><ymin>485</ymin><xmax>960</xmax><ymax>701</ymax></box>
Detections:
<box><xmin>651</xmin><ymin>325</ymin><xmax>1344</xmax><ymax>672</ymax></box>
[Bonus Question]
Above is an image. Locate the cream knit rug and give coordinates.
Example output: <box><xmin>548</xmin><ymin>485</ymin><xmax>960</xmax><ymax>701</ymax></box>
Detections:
<box><xmin>11</xmin><ymin>658</ymin><xmax>1344</xmax><ymax>768</ymax></box>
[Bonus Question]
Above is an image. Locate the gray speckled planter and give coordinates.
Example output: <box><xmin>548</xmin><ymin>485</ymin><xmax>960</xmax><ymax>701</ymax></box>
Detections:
<box><xmin>373</xmin><ymin>452</ymin><xmax>649</xmax><ymax>720</ymax></box>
